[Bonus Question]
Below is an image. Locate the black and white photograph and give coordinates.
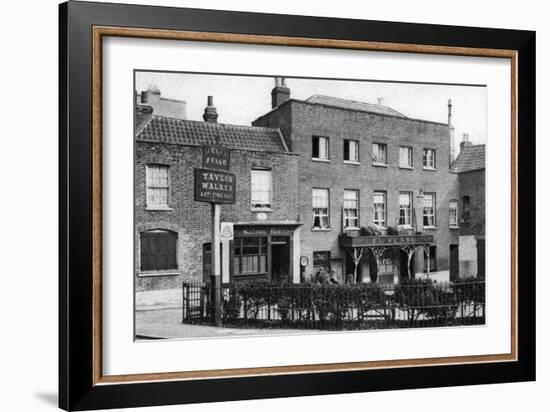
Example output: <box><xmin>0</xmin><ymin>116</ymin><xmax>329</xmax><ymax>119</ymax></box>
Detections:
<box><xmin>134</xmin><ymin>71</ymin><xmax>486</xmax><ymax>340</ymax></box>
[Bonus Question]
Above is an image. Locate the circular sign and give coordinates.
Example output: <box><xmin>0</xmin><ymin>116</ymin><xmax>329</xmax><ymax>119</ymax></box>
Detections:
<box><xmin>256</xmin><ymin>212</ymin><xmax>267</xmax><ymax>221</ymax></box>
<box><xmin>300</xmin><ymin>256</ymin><xmax>309</xmax><ymax>267</ymax></box>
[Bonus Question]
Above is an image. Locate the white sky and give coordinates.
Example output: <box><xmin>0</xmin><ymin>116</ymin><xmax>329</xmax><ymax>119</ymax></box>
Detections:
<box><xmin>136</xmin><ymin>71</ymin><xmax>486</xmax><ymax>152</ymax></box>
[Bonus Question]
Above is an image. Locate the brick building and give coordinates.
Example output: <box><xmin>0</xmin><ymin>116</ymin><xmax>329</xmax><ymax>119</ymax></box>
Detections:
<box><xmin>135</xmin><ymin>97</ymin><xmax>300</xmax><ymax>291</ymax></box>
<box><xmin>452</xmin><ymin>136</ymin><xmax>486</xmax><ymax>278</ymax></box>
<box><xmin>135</xmin><ymin>79</ymin><xmax>485</xmax><ymax>292</ymax></box>
<box><xmin>253</xmin><ymin>79</ymin><xmax>462</xmax><ymax>284</ymax></box>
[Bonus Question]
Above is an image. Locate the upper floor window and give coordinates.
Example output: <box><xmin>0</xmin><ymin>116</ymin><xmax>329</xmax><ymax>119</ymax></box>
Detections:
<box><xmin>423</xmin><ymin>192</ymin><xmax>436</xmax><ymax>228</ymax></box>
<box><xmin>399</xmin><ymin>192</ymin><xmax>413</xmax><ymax>226</ymax></box>
<box><xmin>312</xmin><ymin>188</ymin><xmax>330</xmax><ymax>229</ymax></box>
<box><xmin>343</xmin><ymin>140</ymin><xmax>359</xmax><ymax>163</ymax></box>
<box><xmin>140</xmin><ymin>230</ymin><xmax>177</xmax><ymax>272</ymax></box>
<box><xmin>399</xmin><ymin>146</ymin><xmax>413</xmax><ymax>168</ymax></box>
<box><xmin>462</xmin><ymin>196</ymin><xmax>471</xmax><ymax>222</ymax></box>
<box><xmin>343</xmin><ymin>190</ymin><xmax>359</xmax><ymax>229</ymax></box>
<box><xmin>312</xmin><ymin>136</ymin><xmax>329</xmax><ymax>160</ymax></box>
<box><xmin>373</xmin><ymin>191</ymin><xmax>387</xmax><ymax>228</ymax></box>
<box><xmin>449</xmin><ymin>199</ymin><xmax>458</xmax><ymax>227</ymax></box>
<box><xmin>423</xmin><ymin>149</ymin><xmax>436</xmax><ymax>170</ymax></box>
<box><xmin>146</xmin><ymin>164</ymin><xmax>170</xmax><ymax>209</ymax></box>
<box><xmin>251</xmin><ymin>169</ymin><xmax>272</xmax><ymax>210</ymax></box>
<box><xmin>372</xmin><ymin>143</ymin><xmax>387</xmax><ymax>165</ymax></box>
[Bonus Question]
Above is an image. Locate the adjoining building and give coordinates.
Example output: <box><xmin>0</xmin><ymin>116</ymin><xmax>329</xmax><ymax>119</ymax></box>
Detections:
<box><xmin>136</xmin><ymin>85</ymin><xmax>187</xmax><ymax>120</ymax></box>
<box><xmin>135</xmin><ymin>95</ymin><xmax>300</xmax><ymax>291</ymax></box>
<box><xmin>253</xmin><ymin>78</ymin><xmax>462</xmax><ymax>284</ymax></box>
<box><xmin>452</xmin><ymin>135</ymin><xmax>486</xmax><ymax>278</ymax></box>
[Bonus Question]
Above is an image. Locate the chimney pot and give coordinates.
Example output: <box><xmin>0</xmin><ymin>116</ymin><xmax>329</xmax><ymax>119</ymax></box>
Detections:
<box><xmin>203</xmin><ymin>95</ymin><xmax>218</xmax><ymax>123</ymax></box>
<box><xmin>377</xmin><ymin>97</ymin><xmax>384</xmax><ymax>106</ymax></box>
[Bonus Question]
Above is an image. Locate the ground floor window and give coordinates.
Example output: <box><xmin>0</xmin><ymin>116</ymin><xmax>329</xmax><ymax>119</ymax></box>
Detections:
<box><xmin>140</xmin><ymin>230</ymin><xmax>177</xmax><ymax>271</ymax></box>
<box><xmin>234</xmin><ymin>237</ymin><xmax>267</xmax><ymax>275</ymax></box>
<box><xmin>313</xmin><ymin>251</ymin><xmax>331</xmax><ymax>280</ymax></box>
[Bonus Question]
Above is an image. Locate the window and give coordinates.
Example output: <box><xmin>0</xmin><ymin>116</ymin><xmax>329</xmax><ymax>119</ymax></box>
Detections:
<box><xmin>449</xmin><ymin>199</ymin><xmax>458</xmax><ymax>227</ymax></box>
<box><xmin>373</xmin><ymin>191</ymin><xmax>386</xmax><ymax>227</ymax></box>
<box><xmin>343</xmin><ymin>140</ymin><xmax>359</xmax><ymax>163</ymax></box>
<box><xmin>251</xmin><ymin>169</ymin><xmax>272</xmax><ymax>209</ymax></box>
<box><xmin>424</xmin><ymin>245</ymin><xmax>437</xmax><ymax>272</ymax></box>
<box><xmin>423</xmin><ymin>192</ymin><xmax>436</xmax><ymax>227</ymax></box>
<box><xmin>372</xmin><ymin>143</ymin><xmax>387</xmax><ymax>165</ymax></box>
<box><xmin>343</xmin><ymin>190</ymin><xmax>359</xmax><ymax>229</ymax></box>
<box><xmin>140</xmin><ymin>230</ymin><xmax>177</xmax><ymax>272</ymax></box>
<box><xmin>399</xmin><ymin>146</ymin><xmax>413</xmax><ymax>168</ymax></box>
<box><xmin>423</xmin><ymin>149</ymin><xmax>436</xmax><ymax>169</ymax></box>
<box><xmin>377</xmin><ymin>249</ymin><xmax>395</xmax><ymax>284</ymax></box>
<box><xmin>462</xmin><ymin>196</ymin><xmax>471</xmax><ymax>222</ymax></box>
<box><xmin>399</xmin><ymin>192</ymin><xmax>413</xmax><ymax>226</ymax></box>
<box><xmin>313</xmin><ymin>251</ymin><xmax>331</xmax><ymax>273</ymax></box>
<box><xmin>312</xmin><ymin>136</ymin><xmax>329</xmax><ymax>160</ymax></box>
<box><xmin>312</xmin><ymin>188</ymin><xmax>330</xmax><ymax>229</ymax></box>
<box><xmin>233</xmin><ymin>237</ymin><xmax>267</xmax><ymax>275</ymax></box>
<box><xmin>146</xmin><ymin>165</ymin><xmax>170</xmax><ymax>209</ymax></box>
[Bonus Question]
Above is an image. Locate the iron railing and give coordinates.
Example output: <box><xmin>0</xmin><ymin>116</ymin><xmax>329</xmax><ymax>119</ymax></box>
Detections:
<box><xmin>182</xmin><ymin>279</ymin><xmax>485</xmax><ymax>330</ymax></box>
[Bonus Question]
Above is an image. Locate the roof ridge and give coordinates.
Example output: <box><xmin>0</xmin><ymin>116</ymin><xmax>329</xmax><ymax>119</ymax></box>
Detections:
<box><xmin>150</xmin><ymin>115</ymin><xmax>280</xmax><ymax>132</ymax></box>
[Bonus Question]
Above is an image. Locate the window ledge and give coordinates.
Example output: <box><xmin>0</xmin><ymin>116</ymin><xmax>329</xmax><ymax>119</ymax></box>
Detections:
<box><xmin>312</xmin><ymin>158</ymin><xmax>331</xmax><ymax>163</ymax></box>
<box><xmin>422</xmin><ymin>167</ymin><xmax>437</xmax><ymax>171</ymax></box>
<box><xmin>344</xmin><ymin>227</ymin><xmax>360</xmax><ymax>232</ymax></box>
<box><xmin>312</xmin><ymin>228</ymin><xmax>332</xmax><ymax>232</ymax></box>
<box><xmin>251</xmin><ymin>207</ymin><xmax>273</xmax><ymax>212</ymax></box>
<box><xmin>450</xmin><ymin>225</ymin><xmax>460</xmax><ymax>229</ymax></box>
<box><xmin>146</xmin><ymin>206</ymin><xmax>173</xmax><ymax>211</ymax></box>
<box><xmin>423</xmin><ymin>226</ymin><xmax>438</xmax><ymax>230</ymax></box>
<box><xmin>399</xmin><ymin>166</ymin><xmax>414</xmax><ymax>170</ymax></box>
<box><xmin>343</xmin><ymin>160</ymin><xmax>360</xmax><ymax>165</ymax></box>
<box><xmin>138</xmin><ymin>271</ymin><xmax>180</xmax><ymax>277</ymax></box>
<box><xmin>372</xmin><ymin>163</ymin><xmax>388</xmax><ymax>167</ymax></box>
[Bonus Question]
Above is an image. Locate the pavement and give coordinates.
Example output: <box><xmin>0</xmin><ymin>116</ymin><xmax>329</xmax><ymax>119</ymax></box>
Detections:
<box><xmin>136</xmin><ymin>308</ymin><xmax>318</xmax><ymax>339</ymax></box>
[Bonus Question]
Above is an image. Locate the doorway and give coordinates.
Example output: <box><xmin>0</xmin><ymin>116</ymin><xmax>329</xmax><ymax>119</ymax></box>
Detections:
<box><xmin>271</xmin><ymin>236</ymin><xmax>290</xmax><ymax>282</ymax></box>
<box><xmin>399</xmin><ymin>250</ymin><xmax>416</xmax><ymax>280</ymax></box>
<box><xmin>450</xmin><ymin>244</ymin><xmax>459</xmax><ymax>280</ymax></box>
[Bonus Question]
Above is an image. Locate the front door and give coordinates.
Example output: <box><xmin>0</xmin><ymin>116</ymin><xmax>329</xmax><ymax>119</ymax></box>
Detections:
<box><xmin>271</xmin><ymin>236</ymin><xmax>290</xmax><ymax>282</ymax></box>
<box><xmin>450</xmin><ymin>244</ymin><xmax>459</xmax><ymax>280</ymax></box>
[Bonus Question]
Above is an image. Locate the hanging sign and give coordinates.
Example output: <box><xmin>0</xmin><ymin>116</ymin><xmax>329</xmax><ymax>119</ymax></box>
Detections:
<box><xmin>194</xmin><ymin>168</ymin><xmax>236</xmax><ymax>204</ymax></box>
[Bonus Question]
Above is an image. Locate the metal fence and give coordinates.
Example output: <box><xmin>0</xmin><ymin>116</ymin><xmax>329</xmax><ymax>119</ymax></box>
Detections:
<box><xmin>183</xmin><ymin>279</ymin><xmax>485</xmax><ymax>330</ymax></box>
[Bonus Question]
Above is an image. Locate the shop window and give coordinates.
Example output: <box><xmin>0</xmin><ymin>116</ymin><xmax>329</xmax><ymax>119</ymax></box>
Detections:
<box><xmin>233</xmin><ymin>237</ymin><xmax>267</xmax><ymax>275</ymax></box>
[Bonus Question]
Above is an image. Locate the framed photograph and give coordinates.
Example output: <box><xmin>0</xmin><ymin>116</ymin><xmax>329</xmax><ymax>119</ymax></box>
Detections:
<box><xmin>59</xmin><ymin>1</ymin><xmax>535</xmax><ymax>410</ymax></box>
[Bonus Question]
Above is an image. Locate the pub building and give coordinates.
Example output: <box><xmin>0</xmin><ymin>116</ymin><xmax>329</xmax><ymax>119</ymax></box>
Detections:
<box><xmin>135</xmin><ymin>80</ymin><xmax>484</xmax><ymax>292</ymax></box>
<box><xmin>135</xmin><ymin>96</ymin><xmax>301</xmax><ymax>291</ymax></box>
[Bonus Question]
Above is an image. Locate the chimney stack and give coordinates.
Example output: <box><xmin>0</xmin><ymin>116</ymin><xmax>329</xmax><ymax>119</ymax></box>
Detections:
<box><xmin>141</xmin><ymin>85</ymin><xmax>161</xmax><ymax>106</ymax></box>
<box><xmin>460</xmin><ymin>133</ymin><xmax>473</xmax><ymax>150</ymax></box>
<box><xmin>271</xmin><ymin>77</ymin><xmax>290</xmax><ymax>108</ymax></box>
<box><xmin>203</xmin><ymin>95</ymin><xmax>218</xmax><ymax>123</ymax></box>
<box><xmin>448</xmin><ymin>99</ymin><xmax>455</xmax><ymax>166</ymax></box>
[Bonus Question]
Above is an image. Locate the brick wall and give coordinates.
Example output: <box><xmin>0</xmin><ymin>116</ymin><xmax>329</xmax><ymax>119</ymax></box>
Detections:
<box><xmin>135</xmin><ymin>142</ymin><xmax>299</xmax><ymax>291</ymax></box>
<box><xmin>255</xmin><ymin>100</ymin><xmax>460</xmax><ymax>281</ymax></box>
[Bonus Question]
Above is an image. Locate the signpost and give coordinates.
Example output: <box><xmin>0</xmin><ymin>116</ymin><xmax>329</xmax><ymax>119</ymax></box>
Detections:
<box><xmin>194</xmin><ymin>145</ymin><xmax>236</xmax><ymax>326</ymax></box>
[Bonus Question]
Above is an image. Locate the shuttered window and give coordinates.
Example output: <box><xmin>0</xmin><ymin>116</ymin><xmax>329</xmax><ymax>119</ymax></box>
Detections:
<box><xmin>140</xmin><ymin>230</ymin><xmax>177</xmax><ymax>271</ymax></box>
<box><xmin>146</xmin><ymin>165</ymin><xmax>170</xmax><ymax>208</ymax></box>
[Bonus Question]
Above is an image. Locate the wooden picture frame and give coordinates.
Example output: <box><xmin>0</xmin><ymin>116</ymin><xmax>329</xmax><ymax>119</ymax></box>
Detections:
<box><xmin>59</xmin><ymin>1</ymin><xmax>535</xmax><ymax>410</ymax></box>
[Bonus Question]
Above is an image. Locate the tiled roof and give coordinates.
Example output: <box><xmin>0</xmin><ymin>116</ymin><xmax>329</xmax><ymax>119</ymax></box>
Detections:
<box><xmin>135</xmin><ymin>105</ymin><xmax>153</xmax><ymax>134</ymax></box>
<box><xmin>305</xmin><ymin>94</ymin><xmax>407</xmax><ymax>118</ymax></box>
<box><xmin>452</xmin><ymin>144</ymin><xmax>485</xmax><ymax>173</ymax></box>
<box><xmin>137</xmin><ymin>114</ymin><xmax>288</xmax><ymax>153</ymax></box>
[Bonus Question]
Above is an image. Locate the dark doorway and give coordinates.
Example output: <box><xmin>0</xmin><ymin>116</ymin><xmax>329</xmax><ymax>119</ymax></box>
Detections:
<box><xmin>399</xmin><ymin>250</ymin><xmax>416</xmax><ymax>280</ymax></box>
<box><xmin>450</xmin><ymin>244</ymin><xmax>459</xmax><ymax>280</ymax></box>
<box><xmin>271</xmin><ymin>236</ymin><xmax>290</xmax><ymax>282</ymax></box>
<box><xmin>476</xmin><ymin>238</ymin><xmax>485</xmax><ymax>278</ymax></box>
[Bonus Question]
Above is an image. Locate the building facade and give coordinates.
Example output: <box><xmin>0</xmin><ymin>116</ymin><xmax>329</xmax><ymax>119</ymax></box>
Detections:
<box><xmin>452</xmin><ymin>137</ymin><xmax>486</xmax><ymax>278</ymax></box>
<box><xmin>135</xmin><ymin>80</ymin><xmax>485</xmax><ymax>292</ymax></box>
<box><xmin>253</xmin><ymin>81</ymin><xmax>461</xmax><ymax>284</ymax></box>
<box><xmin>135</xmin><ymin>98</ymin><xmax>300</xmax><ymax>291</ymax></box>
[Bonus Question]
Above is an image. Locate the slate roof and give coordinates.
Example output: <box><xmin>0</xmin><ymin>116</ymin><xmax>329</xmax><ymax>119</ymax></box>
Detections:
<box><xmin>305</xmin><ymin>94</ymin><xmax>407</xmax><ymax>118</ymax></box>
<box><xmin>136</xmin><ymin>112</ymin><xmax>288</xmax><ymax>153</ymax></box>
<box><xmin>452</xmin><ymin>144</ymin><xmax>485</xmax><ymax>173</ymax></box>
